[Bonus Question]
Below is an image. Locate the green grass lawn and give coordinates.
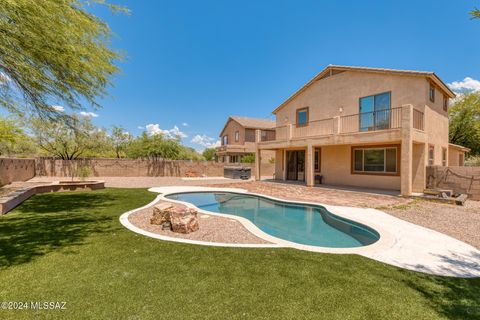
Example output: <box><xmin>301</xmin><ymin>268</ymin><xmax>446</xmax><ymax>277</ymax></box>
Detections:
<box><xmin>0</xmin><ymin>188</ymin><xmax>478</xmax><ymax>319</ymax></box>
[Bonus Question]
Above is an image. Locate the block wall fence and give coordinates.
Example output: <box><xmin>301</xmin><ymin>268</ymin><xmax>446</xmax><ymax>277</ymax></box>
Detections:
<box><xmin>426</xmin><ymin>166</ymin><xmax>480</xmax><ymax>200</ymax></box>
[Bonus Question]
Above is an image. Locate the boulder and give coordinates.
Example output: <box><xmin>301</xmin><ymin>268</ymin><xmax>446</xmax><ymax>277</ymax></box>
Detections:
<box><xmin>150</xmin><ymin>203</ymin><xmax>174</xmax><ymax>225</ymax></box>
<box><xmin>170</xmin><ymin>207</ymin><xmax>199</xmax><ymax>234</ymax></box>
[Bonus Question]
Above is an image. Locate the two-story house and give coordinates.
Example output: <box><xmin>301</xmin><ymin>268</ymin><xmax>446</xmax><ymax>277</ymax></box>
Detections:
<box><xmin>216</xmin><ymin>116</ymin><xmax>276</xmax><ymax>164</ymax></box>
<box><xmin>255</xmin><ymin>65</ymin><xmax>469</xmax><ymax>196</ymax></box>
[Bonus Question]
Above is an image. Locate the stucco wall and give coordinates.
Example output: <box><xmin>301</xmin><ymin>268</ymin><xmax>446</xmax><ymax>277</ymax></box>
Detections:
<box><xmin>220</xmin><ymin>119</ymin><xmax>245</xmax><ymax>145</ymax></box>
<box><xmin>448</xmin><ymin>147</ymin><xmax>465</xmax><ymax>166</ymax></box>
<box><xmin>274</xmin><ymin>145</ymin><xmax>401</xmax><ymax>190</ymax></box>
<box><xmin>275</xmin><ymin>71</ymin><xmax>429</xmax><ymax>127</ymax></box>
<box><xmin>35</xmin><ymin>158</ymin><xmax>275</xmax><ymax>178</ymax></box>
<box><xmin>0</xmin><ymin>158</ymin><xmax>36</xmax><ymax>186</ymax></box>
<box><xmin>427</xmin><ymin>166</ymin><xmax>480</xmax><ymax>200</ymax></box>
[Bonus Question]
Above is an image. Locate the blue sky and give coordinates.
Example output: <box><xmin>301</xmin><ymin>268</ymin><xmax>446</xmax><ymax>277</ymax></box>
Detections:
<box><xmin>84</xmin><ymin>0</ymin><xmax>480</xmax><ymax>150</ymax></box>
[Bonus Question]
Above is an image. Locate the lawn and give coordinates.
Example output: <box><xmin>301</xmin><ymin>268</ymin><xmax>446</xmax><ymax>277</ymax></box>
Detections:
<box><xmin>0</xmin><ymin>189</ymin><xmax>479</xmax><ymax>319</ymax></box>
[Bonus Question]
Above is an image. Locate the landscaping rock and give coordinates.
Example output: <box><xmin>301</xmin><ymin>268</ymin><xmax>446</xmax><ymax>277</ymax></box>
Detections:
<box><xmin>170</xmin><ymin>207</ymin><xmax>199</xmax><ymax>234</ymax></box>
<box><xmin>150</xmin><ymin>203</ymin><xmax>174</xmax><ymax>225</ymax></box>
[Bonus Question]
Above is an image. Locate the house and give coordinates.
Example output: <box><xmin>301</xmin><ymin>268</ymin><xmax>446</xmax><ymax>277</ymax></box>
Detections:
<box><xmin>254</xmin><ymin>65</ymin><xmax>469</xmax><ymax>196</ymax></box>
<box><xmin>216</xmin><ymin>116</ymin><xmax>276</xmax><ymax>164</ymax></box>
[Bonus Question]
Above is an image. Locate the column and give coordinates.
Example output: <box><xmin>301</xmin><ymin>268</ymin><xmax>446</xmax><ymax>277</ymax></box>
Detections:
<box><xmin>255</xmin><ymin>147</ymin><xmax>261</xmax><ymax>181</ymax></box>
<box><xmin>400</xmin><ymin>104</ymin><xmax>413</xmax><ymax>196</ymax></box>
<box><xmin>306</xmin><ymin>144</ymin><xmax>314</xmax><ymax>187</ymax></box>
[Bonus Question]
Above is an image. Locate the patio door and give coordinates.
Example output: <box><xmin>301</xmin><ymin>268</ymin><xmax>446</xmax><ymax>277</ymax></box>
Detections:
<box><xmin>359</xmin><ymin>92</ymin><xmax>391</xmax><ymax>131</ymax></box>
<box><xmin>286</xmin><ymin>151</ymin><xmax>305</xmax><ymax>181</ymax></box>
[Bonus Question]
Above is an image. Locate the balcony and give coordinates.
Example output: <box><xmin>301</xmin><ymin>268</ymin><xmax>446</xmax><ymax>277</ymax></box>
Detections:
<box><xmin>266</xmin><ymin>106</ymin><xmax>424</xmax><ymax>145</ymax></box>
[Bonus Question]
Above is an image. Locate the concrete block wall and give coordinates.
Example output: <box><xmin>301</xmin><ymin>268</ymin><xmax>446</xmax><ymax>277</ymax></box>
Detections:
<box><xmin>0</xmin><ymin>158</ymin><xmax>36</xmax><ymax>186</ymax></box>
<box><xmin>426</xmin><ymin>166</ymin><xmax>480</xmax><ymax>200</ymax></box>
<box><xmin>34</xmin><ymin>157</ymin><xmax>275</xmax><ymax>178</ymax></box>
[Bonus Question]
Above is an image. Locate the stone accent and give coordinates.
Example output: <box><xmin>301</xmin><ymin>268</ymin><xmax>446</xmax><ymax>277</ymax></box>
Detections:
<box><xmin>150</xmin><ymin>204</ymin><xmax>199</xmax><ymax>234</ymax></box>
<box><xmin>170</xmin><ymin>208</ymin><xmax>199</xmax><ymax>234</ymax></box>
<box><xmin>150</xmin><ymin>203</ymin><xmax>174</xmax><ymax>225</ymax></box>
<box><xmin>427</xmin><ymin>166</ymin><xmax>480</xmax><ymax>201</ymax></box>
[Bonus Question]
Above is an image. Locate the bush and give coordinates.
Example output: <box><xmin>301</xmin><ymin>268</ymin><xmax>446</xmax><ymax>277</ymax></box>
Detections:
<box><xmin>241</xmin><ymin>153</ymin><xmax>255</xmax><ymax>163</ymax></box>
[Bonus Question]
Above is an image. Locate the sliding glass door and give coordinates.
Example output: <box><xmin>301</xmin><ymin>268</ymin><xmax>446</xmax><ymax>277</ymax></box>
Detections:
<box><xmin>359</xmin><ymin>92</ymin><xmax>391</xmax><ymax>131</ymax></box>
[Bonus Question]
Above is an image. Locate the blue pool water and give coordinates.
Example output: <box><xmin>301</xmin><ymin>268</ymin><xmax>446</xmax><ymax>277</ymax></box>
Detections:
<box><xmin>166</xmin><ymin>192</ymin><xmax>379</xmax><ymax>248</ymax></box>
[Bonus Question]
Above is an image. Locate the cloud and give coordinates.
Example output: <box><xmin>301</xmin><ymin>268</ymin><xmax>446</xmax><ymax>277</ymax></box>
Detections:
<box><xmin>52</xmin><ymin>105</ymin><xmax>65</xmax><ymax>112</ymax></box>
<box><xmin>79</xmin><ymin>111</ymin><xmax>99</xmax><ymax>118</ymax></box>
<box><xmin>137</xmin><ymin>126</ymin><xmax>144</xmax><ymax>130</ymax></box>
<box><xmin>0</xmin><ymin>72</ymin><xmax>11</xmax><ymax>85</ymax></box>
<box><xmin>448</xmin><ymin>77</ymin><xmax>480</xmax><ymax>93</ymax></box>
<box><xmin>145</xmin><ymin>124</ymin><xmax>187</xmax><ymax>138</ymax></box>
<box><xmin>191</xmin><ymin>134</ymin><xmax>221</xmax><ymax>148</ymax></box>
<box><xmin>182</xmin><ymin>122</ymin><xmax>189</xmax><ymax>127</ymax></box>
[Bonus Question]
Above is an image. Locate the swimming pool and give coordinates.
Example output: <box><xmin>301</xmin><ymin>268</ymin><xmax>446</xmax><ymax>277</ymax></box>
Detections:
<box><xmin>166</xmin><ymin>192</ymin><xmax>380</xmax><ymax>248</ymax></box>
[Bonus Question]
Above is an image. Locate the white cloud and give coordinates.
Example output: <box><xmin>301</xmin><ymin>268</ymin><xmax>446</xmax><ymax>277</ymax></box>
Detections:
<box><xmin>182</xmin><ymin>122</ymin><xmax>189</xmax><ymax>127</ymax></box>
<box><xmin>191</xmin><ymin>134</ymin><xmax>221</xmax><ymax>149</ymax></box>
<box><xmin>137</xmin><ymin>126</ymin><xmax>144</xmax><ymax>130</ymax></box>
<box><xmin>52</xmin><ymin>105</ymin><xmax>65</xmax><ymax>112</ymax></box>
<box><xmin>448</xmin><ymin>77</ymin><xmax>480</xmax><ymax>93</ymax></box>
<box><xmin>79</xmin><ymin>111</ymin><xmax>99</xmax><ymax>118</ymax></box>
<box><xmin>145</xmin><ymin>124</ymin><xmax>187</xmax><ymax>139</ymax></box>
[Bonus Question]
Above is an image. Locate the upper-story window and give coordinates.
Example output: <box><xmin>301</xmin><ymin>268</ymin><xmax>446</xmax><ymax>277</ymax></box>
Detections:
<box><xmin>359</xmin><ymin>92</ymin><xmax>391</xmax><ymax>131</ymax></box>
<box><xmin>428</xmin><ymin>145</ymin><xmax>435</xmax><ymax>165</ymax></box>
<box><xmin>296</xmin><ymin>107</ymin><xmax>309</xmax><ymax>127</ymax></box>
<box><xmin>245</xmin><ymin>129</ymin><xmax>256</xmax><ymax>142</ymax></box>
<box><xmin>429</xmin><ymin>85</ymin><xmax>435</xmax><ymax>102</ymax></box>
<box><xmin>223</xmin><ymin>135</ymin><xmax>228</xmax><ymax>145</ymax></box>
<box><xmin>443</xmin><ymin>96</ymin><xmax>449</xmax><ymax>112</ymax></box>
<box><xmin>235</xmin><ymin>131</ymin><xmax>239</xmax><ymax>142</ymax></box>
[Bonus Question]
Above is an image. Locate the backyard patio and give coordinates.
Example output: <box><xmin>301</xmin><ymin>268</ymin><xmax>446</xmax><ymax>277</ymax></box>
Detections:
<box><xmin>0</xmin><ymin>187</ymin><xmax>479</xmax><ymax>319</ymax></box>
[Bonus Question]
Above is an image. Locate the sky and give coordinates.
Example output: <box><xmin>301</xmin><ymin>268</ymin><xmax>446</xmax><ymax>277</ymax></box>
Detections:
<box><xmin>80</xmin><ymin>0</ymin><xmax>480</xmax><ymax>151</ymax></box>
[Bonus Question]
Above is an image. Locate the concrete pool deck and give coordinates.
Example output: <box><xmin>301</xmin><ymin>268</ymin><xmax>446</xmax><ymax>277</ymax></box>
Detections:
<box><xmin>120</xmin><ymin>186</ymin><xmax>480</xmax><ymax>278</ymax></box>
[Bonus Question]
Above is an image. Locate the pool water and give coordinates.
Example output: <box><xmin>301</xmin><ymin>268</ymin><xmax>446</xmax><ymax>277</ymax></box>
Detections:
<box><xmin>166</xmin><ymin>192</ymin><xmax>379</xmax><ymax>248</ymax></box>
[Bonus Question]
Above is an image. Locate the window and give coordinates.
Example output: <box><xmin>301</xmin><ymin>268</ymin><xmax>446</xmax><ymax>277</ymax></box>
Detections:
<box><xmin>359</xmin><ymin>92</ymin><xmax>391</xmax><ymax>131</ymax></box>
<box><xmin>314</xmin><ymin>148</ymin><xmax>321</xmax><ymax>172</ymax></box>
<box><xmin>261</xmin><ymin>130</ymin><xmax>267</xmax><ymax>141</ymax></box>
<box><xmin>222</xmin><ymin>135</ymin><xmax>228</xmax><ymax>145</ymax></box>
<box><xmin>428</xmin><ymin>145</ymin><xmax>435</xmax><ymax>165</ymax></box>
<box><xmin>352</xmin><ymin>146</ymin><xmax>398</xmax><ymax>174</ymax></box>
<box><xmin>443</xmin><ymin>96</ymin><xmax>449</xmax><ymax>112</ymax></box>
<box><xmin>235</xmin><ymin>131</ymin><xmax>239</xmax><ymax>142</ymax></box>
<box><xmin>229</xmin><ymin>155</ymin><xmax>239</xmax><ymax>163</ymax></box>
<box><xmin>245</xmin><ymin>129</ymin><xmax>256</xmax><ymax>142</ymax></box>
<box><xmin>296</xmin><ymin>107</ymin><xmax>309</xmax><ymax>127</ymax></box>
<box><xmin>429</xmin><ymin>85</ymin><xmax>435</xmax><ymax>102</ymax></box>
<box><xmin>442</xmin><ymin>148</ymin><xmax>447</xmax><ymax>166</ymax></box>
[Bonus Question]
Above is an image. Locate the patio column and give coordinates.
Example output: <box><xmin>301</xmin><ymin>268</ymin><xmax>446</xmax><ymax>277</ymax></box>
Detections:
<box><xmin>306</xmin><ymin>144</ymin><xmax>314</xmax><ymax>187</ymax></box>
<box><xmin>400</xmin><ymin>104</ymin><xmax>413</xmax><ymax>196</ymax></box>
<box><xmin>255</xmin><ymin>147</ymin><xmax>261</xmax><ymax>181</ymax></box>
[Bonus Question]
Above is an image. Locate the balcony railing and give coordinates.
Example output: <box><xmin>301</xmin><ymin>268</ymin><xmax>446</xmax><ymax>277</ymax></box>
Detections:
<box><xmin>340</xmin><ymin>107</ymin><xmax>402</xmax><ymax>133</ymax></box>
<box><xmin>271</xmin><ymin>106</ymin><xmax>424</xmax><ymax>143</ymax></box>
<box><xmin>413</xmin><ymin>109</ymin><xmax>424</xmax><ymax>131</ymax></box>
<box><xmin>293</xmin><ymin>118</ymin><xmax>334</xmax><ymax>138</ymax></box>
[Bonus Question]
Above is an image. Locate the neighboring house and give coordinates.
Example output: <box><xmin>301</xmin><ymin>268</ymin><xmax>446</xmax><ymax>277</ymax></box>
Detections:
<box><xmin>216</xmin><ymin>116</ymin><xmax>276</xmax><ymax>164</ymax></box>
<box><xmin>255</xmin><ymin>65</ymin><xmax>469</xmax><ymax>195</ymax></box>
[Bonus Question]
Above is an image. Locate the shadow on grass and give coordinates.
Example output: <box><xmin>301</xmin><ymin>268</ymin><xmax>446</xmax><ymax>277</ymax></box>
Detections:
<box><xmin>0</xmin><ymin>191</ymin><xmax>117</xmax><ymax>268</ymax></box>
<box><xmin>399</xmin><ymin>269</ymin><xmax>480</xmax><ymax>320</ymax></box>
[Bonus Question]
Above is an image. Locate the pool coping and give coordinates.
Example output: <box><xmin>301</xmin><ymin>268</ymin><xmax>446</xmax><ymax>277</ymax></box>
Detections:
<box><xmin>119</xmin><ymin>186</ymin><xmax>480</xmax><ymax>278</ymax></box>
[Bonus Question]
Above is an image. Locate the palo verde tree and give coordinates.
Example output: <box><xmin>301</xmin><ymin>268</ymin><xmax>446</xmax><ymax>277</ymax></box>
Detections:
<box><xmin>0</xmin><ymin>0</ymin><xmax>126</xmax><ymax>118</ymax></box>
<box><xmin>472</xmin><ymin>7</ymin><xmax>480</xmax><ymax>19</ymax></box>
<box><xmin>449</xmin><ymin>92</ymin><xmax>480</xmax><ymax>156</ymax></box>
<box><xmin>110</xmin><ymin>125</ymin><xmax>131</xmax><ymax>158</ymax></box>
<box><xmin>30</xmin><ymin>115</ymin><xmax>105</xmax><ymax>159</ymax></box>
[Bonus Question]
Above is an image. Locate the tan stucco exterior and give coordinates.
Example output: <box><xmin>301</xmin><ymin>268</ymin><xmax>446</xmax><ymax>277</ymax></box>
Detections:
<box><xmin>255</xmin><ymin>65</ymin><xmax>464</xmax><ymax>195</ymax></box>
<box><xmin>216</xmin><ymin>117</ymin><xmax>275</xmax><ymax>166</ymax></box>
<box><xmin>448</xmin><ymin>143</ymin><xmax>469</xmax><ymax>166</ymax></box>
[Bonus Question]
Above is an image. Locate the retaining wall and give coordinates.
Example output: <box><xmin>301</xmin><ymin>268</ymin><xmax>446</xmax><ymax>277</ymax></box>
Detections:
<box><xmin>0</xmin><ymin>158</ymin><xmax>36</xmax><ymax>187</ymax></box>
<box><xmin>426</xmin><ymin>166</ymin><xmax>480</xmax><ymax>200</ymax></box>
